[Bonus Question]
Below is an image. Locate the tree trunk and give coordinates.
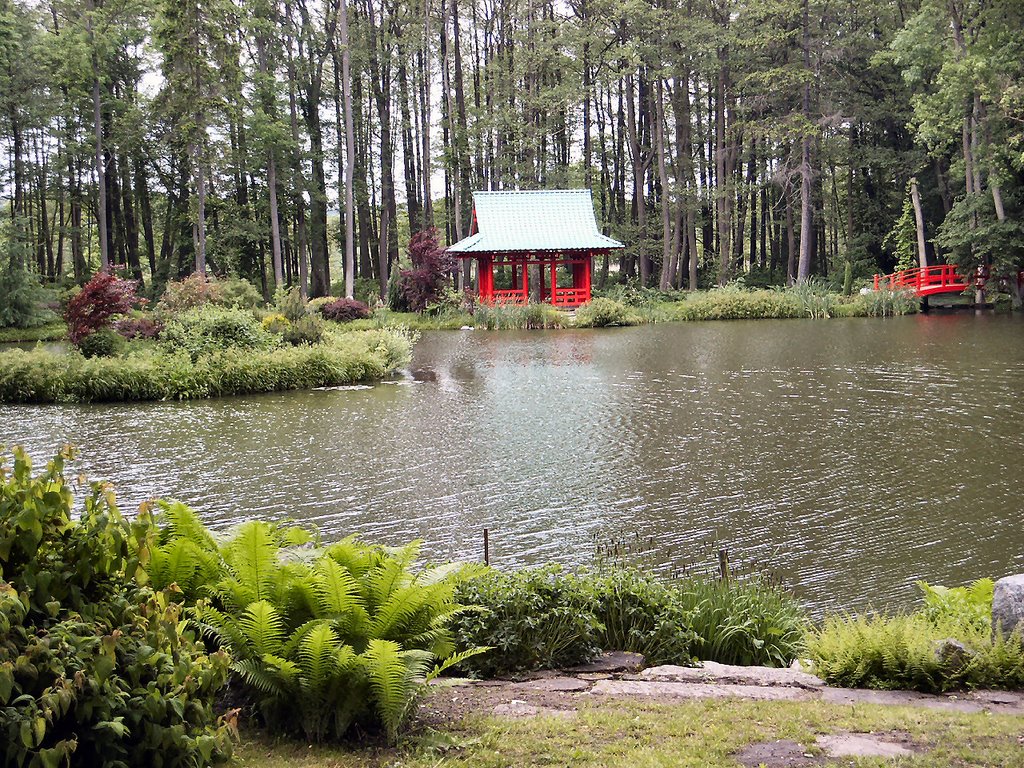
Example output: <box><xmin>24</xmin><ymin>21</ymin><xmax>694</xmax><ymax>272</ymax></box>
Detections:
<box><xmin>909</xmin><ymin>177</ymin><xmax>928</xmax><ymax>269</ymax></box>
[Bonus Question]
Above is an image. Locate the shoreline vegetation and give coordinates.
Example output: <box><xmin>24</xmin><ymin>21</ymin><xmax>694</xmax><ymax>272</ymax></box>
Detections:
<box><xmin>2</xmin><ymin>449</ymin><xmax>1022</xmax><ymax>768</ymax></box>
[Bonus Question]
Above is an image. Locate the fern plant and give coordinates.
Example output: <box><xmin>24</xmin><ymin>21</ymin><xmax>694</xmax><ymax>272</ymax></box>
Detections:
<box><xmin>141</xmin><ymin>509</ymin><xmax>485</xmax><ymax>743</ymax></box>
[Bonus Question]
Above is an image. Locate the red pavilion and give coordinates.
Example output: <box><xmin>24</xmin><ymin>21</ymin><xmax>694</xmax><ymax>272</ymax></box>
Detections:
<box><xmin>447</xmin><ymin>190</ymin><xmax>624</xmax><ymax>308</ymax></box>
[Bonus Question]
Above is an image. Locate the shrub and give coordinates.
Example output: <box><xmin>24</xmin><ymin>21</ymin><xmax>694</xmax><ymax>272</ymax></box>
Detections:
<box><xmin>320</xmin><ymin>298</ymin><xmax>371</xmax><ymax>323</ymax></box>
<box><xmin>78</xmin><ymin>327</ymin><xmax>124</xmax><ymax>358</ymax></box>
<box><xmin>787</xmin><ymin>279</ymin><xmax>838</xmax><ymax>318</ymax></box>
<box><xmin>452</xmin><ymin>566</ymin><xmax>806</xmax><ymax>676</ymax></box>
<box><xmin>674</xmin><ymin>287</ymin><xmax>802</xmax><ymax>321</ymax></box>
<box><xmin>0</xmin><ymin>265</ymin><xmax>54</xmax><ymax>329</ymax></box>
<box><xmin>261</xmin><ymin>313</ymin><xmax>291</xmax><ymax>334</ymax></box>
<box><xmin>0</xmin><ymin>448</ymin><xmax>231</xmax><ymax>768</ymax></box>
<box><xmin>0</xmin><ymin>328</ymin><xmax>414</xmax><ymax>403</ymax></box>
<box><xmin>451</xmin><ymin>566</ymin><xmax>604</xmax><ymax>677</ymax></box>
<box><xmin>161</xmin><ymin>305</ymin><xmax>279</xmax><ymax>360</ymax></box>
<box><xmin>138</xmin><ymin>504</ymin><xmax>485</xmax><ymax>744</ymax></box>
<box><xmin>64</xmin><ymin>272</ymin><xmax>138</xmax><ymax>344</ymax></box>
<box><xmin>306</xmin><ymin>296</ymin><xmax>337</xmax><ymax>314</ymax></box>
<box><xmin>397</xmin><ymin>228</ymin><xmax>455</xmax><ymax>312</ymax></box>
<box><xmin>273</xmin><ymin>288</ymin><xmax>325</xmax><ymax>345</ymax></box>
<box><xmin>112</xmin><ymin>314</ymin><xmax>164</xmax><ymax>340</ymax></box>
<box><xmin>574</xmin><ymin>298</ymin><xmax>638</xmax><ymax>328</ymax></box>
<box><xmin>214</xmin><ymin>277</ymin><xmax>263</xmax><ymax>309</ymax></box>
<box><xmin>808</xmin><ymin>579</ymin><xmax>1024</xmax><ymax>692</ymax></box>
<box><xmin>156</xmin><ymin>274</ymin><xmax>222</xmax><ymax>314</ymax></box>
<box><xmin>473</xmin><ymin>302</ymin><xmax>568</xmax><ymax>330</ymax></box>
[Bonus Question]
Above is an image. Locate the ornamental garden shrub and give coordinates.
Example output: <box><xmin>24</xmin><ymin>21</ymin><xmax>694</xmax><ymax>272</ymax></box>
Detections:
<box><xmin>161</xmin><ymin>305</ymin><xmax>279</xmax><ymax>361</ymax></box>
<box><xmin>276</xmin><ymin>288</ymin><xmax>325</xmax><ymax>345</ymax></box>
<box><xmin>320</xmin><ymin>298</ymin><xmax>371</xmax><ymax>323</ymax></box>
<box><xmin>0</xmin><ymin>448</ymin><xmax>232</xmax><ymax>768</ymax></box>
<box><xmin>674</xmin><ymin>287</ymin><xmax>802</xmax><ymax>321</ymax></box>
<box><xmin>808</xmin><ymin>579</ymin><xmax>1024</xmax><ymax>692</ymax></box>
<box><xmin>451</xmin><ymin>566</ymin><xmax>806</xmax><ymax>676</ymax></box>
<box><xmin>77</xmin><ymin>327</ymin><xmax>124</xmax><ymax>358</ymax></box>
<box><xmin>63</xmin><ymin>272</ymin><xmax>139</xmax><ymax>345</ymax></box>
<box><xmin>139</xmin><ymin>502</ymin><xmax>485</xmax><ymax>743</ymax></box>
<box><xmin>396</xmin><ymin>228</ymin><xmax>455</xmax><ymax>312</ymax></box>
<box><xmin>574</xmin><ymin>298</ymin><xmax>639</xmax><ymax>328</ymax></box>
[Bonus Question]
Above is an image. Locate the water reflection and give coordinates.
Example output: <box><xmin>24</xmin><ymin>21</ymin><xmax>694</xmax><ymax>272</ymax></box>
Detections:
<box><xmin>1</xmin><ymin>314</ymin><xmax>1022</xmax><ymax>613</ymax></box>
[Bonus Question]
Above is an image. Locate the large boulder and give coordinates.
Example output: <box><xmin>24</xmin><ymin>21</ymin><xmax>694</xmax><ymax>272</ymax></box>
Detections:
<box><xmin>992</xmin><ymin>574</ymin><xmax>1024</xmax><ymax>638</ymax></box>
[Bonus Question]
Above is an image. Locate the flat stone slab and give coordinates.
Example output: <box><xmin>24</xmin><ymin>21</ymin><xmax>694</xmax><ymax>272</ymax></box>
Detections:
<box><xmin>492</xmin><ymin>700</ymin><xmax>575</xmax><ymax>719</ymax></box>
<box><xmin>566</xmin><ymin>652</ymin><xmax>646</xmax><ymax>674</ymax></box>
<box><xmin>640</xmin><ymin>662</ymin><xmax>824</xmax><ymax>689</ymax></box>
<box><xmin>511</xmin><ymin>676</ymin><xmax>591</xmax><ymax>693</ymax></box>
<box><xmin>734</xmin><ymin>740</ymin><xmax>821</xmax><ymax>767</ymax></box>
<box><xmin>816</xmin><ymin>733</ymin><xmax>915</xmax><ymax>758</ymax></box>
<box><xmin>591</xmin><ymin>680</ymin><xmax>813</xmax><ymax>702</ymax></box>
<box><xmin>818</xmin><ymin>687</ymin><xmax>1024</xmax><ymax>714</ymax></box>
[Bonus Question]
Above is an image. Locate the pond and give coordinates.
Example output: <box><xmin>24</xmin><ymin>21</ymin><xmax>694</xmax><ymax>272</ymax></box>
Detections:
<box><xmin>2</xmin><ymin>314</ymin><xmax>1022</xmax><ymax>613</ymax></box>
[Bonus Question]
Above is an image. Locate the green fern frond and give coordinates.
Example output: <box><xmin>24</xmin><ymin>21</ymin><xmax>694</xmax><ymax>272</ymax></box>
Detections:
<box><xmin>239</xmin><ymin>600</ymin><xmax>287</xmax><ymax>657</ymax></box>
<box><xmin>362</xmin><ymin>638</ymin><xmax>432</xmax><ymax>742</ymax></box>
<box><xmin>427</xmin><ymin>646</ymin><xmax>493</xmax><ymax>681</ymax></box>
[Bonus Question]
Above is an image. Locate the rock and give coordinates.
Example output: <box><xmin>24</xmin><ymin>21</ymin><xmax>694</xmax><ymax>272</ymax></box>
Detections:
<box><xmin>815</xmin><ymin>733</ymin><xmax>915</xmax><ymax>758</ymax></box>
<box><xmin>992</xmin><ymin>574</ymin><xmax>1024</xmax><ymax>638</ymax></box>
<box><xmin>934</xmin><ymin>638</ymin><xmax>974</xmax><ymax>671</ymax></box>
<box><xmin>590</xmin><ymin>680</ymin><xmax>811</xmax><ymax>702</ymax></box>
<box><xmin>510</xmin><ymin>676</ymin><xmax>591</xmax><ymax>693</ymax></box>
<box><xmin>639</xmin><ymin>661</ymin><xmax>824</xmax><ymax>689</ymax></box>
<box><xmin>565</xmin><ymin>652</ymin><xmax>646</xmax><ymax>674</ymax></box>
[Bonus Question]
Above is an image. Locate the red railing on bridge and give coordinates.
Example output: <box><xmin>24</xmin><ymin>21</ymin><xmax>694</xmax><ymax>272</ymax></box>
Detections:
<box><xmin>872</xmin><ymin>265</ymin><xmax>971</xmax><ymax>298</ymax></box>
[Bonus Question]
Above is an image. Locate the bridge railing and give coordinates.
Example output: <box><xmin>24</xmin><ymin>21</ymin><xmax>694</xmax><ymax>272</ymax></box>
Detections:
<box><xmin>873</xmin><ymin>264</ymin><xmax>967</xmax><ymax>293</ymax></box>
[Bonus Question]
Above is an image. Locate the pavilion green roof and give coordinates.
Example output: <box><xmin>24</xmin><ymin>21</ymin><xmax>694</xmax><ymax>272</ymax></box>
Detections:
<box><xmin>447</xmin><ymin>189</ymin><xmax>624</xmax><ymax>253</ymax></box>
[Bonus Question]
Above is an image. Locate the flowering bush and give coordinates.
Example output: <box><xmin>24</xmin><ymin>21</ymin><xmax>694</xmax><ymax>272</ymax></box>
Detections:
<box><xmin>320</xmin><ymin>297</ymin><xmax>371</xmax><ymax>322</ymax></box>
<box><xmin>112</xmin><ymin>315</ymin><xmax>164</xmax><ymax>340</ymax></box>
<box><xmin>156</xmin><ymin>274</ymin><xmax>222</xmax><ymax>315</ymax></box>
<box><xmin>64</xmin><ymin>272</ymin><xmax>138</xmax><ymax>345</ymax></box>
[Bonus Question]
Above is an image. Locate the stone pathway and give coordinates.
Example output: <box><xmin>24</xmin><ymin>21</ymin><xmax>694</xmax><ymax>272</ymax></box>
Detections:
<box><xmin>420</xmin><ymin>653</ymin><xmax>1024</xmax><ymax>764</ymax></box>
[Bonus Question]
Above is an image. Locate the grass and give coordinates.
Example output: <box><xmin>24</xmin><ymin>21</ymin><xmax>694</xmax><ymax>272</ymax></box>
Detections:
<box><xmin>0</xmin><ymin>327</ymin><xmax>414</xmax><ymax>403</ymax></box>
<box><xmin>232</xmin><ymin>698</ymin><xmax>1024</xmax><ymax>767</ymax></box>
<box><xmin>0</xmin><ymin>321</ymin><xmax>68</xmax><ymax>343</ymax></box>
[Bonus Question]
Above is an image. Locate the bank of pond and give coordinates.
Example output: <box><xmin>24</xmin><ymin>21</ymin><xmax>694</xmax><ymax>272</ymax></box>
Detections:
<box><xmin>1</xmin><ymin>448</ymin><xmax>1021</xmax><ymax>767</ymax></box>
<box><xmin>0</xmin><ymin>272</ymin><xmax>928</xmax><ymax>404</ymax></box>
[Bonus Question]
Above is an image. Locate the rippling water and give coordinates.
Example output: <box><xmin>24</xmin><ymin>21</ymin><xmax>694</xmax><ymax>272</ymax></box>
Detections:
<box><xmin>2</xmin><ymin>314</ymin><xmax>1022</xmax><ymax>612</ymax></box>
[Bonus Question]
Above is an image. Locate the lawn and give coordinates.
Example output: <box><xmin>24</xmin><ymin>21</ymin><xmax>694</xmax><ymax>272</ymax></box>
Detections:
<box><xmin>233</xmin><ymin>698</ymin><xmax>1024</xmax><ymax>767</ymax></box>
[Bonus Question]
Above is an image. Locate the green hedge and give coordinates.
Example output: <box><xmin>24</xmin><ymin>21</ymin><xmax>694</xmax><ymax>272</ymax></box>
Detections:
<box><xmin>0</xmin><ymin>328</ymin><xmax>413</xmax><ymax>403</ymax></box>
<box><xmin>451</xmin><ymin>566</ymin><xmax>807</xmax><ymax>677</ymax></box>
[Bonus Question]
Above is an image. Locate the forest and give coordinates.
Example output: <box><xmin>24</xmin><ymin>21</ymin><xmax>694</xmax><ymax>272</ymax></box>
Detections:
<box><xmin>1</xmin><ymin>0</ymin><xmax>1022</xmax><ymax>303</ymax></box>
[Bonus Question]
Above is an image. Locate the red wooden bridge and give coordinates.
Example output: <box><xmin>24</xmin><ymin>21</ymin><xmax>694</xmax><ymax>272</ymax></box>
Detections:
<box><xmin>872</xmin><ymin>265</ymin><xmax>972</xmax><ymax>297</ymax></box>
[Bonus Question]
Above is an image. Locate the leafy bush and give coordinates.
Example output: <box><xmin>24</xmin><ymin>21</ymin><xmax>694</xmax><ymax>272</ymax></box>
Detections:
<box><xmin>574</xmin><ymin>298</ymin><xmax>639</xmax><ymax>328</ymax></box>
<box><xmin>214</xmin><ymin>277</ymin><xmax>263</xmax><ymax>309</ymax></box>
<box><xmin>275</xmin><ymin>288</ymin><xmax>325</xmax><ymax>345</ymax></box>
<box><xmin>156</xmin><ymin>274</ymin><xmax>222</xmax><ymax>315</ymax></box>
<box><xmin>138</xmin><ymin>504</ymin><xmax>485</xmax><ymax>743</ymax></box>
<box><xmin>808</xmin><ymin>579</ymin><xmax>1024</xmax><ymax>692</ymax></box>
<box><xmin>397</xmin><ymin>229</ymin><xmax>455</xmax><ymax>312</ymax></box>
<box><xmin>0</xmin><ymin>448</ymin><xmax>231</xmax><ymax>768</ymax></box>
<box><xmin>112</xmin><ymin>314</ymin><xmax>164</xmax><ymax>340</ymax></box>
<box><xmin>452</xmin><ymin>566</ymin><xmax>806</xmax><ymax>676</ymax></box>
<box><xmin>64</xmin><ymin>272</ymin><xmax>139</xmax><ymax>345</ymax></box>
<box><xmin>320</xmin><ymin>298</ymin><xmax>372</xmax><ymax>323</ymax></box>
<box><xmin>77</xmin><ymin>327</ymin><xmax>124</xmax><ymax>358</ymax></box>
<box><xmin>918</xmin><ymin>578</ymin><xmax>994</xmax><ymax>632</ymax></box>
<box><xmin>674</xmin><ymin>287</ymin><xmax>802</xmax><ymax>321</ymax></box>
<box><xmin>451</xmin><ymin>566</ymin><xmax>603</xmax><ymax>677</ymax></box>
<box><xmin>0</xmin><ymin>265</ymin><xmax>54</xmax><ymax>329</ymax></box>
<box><xmin>161</xmin><ymin>306</ymin><xmax>279</xmax><ymax>360</ymax></box>
<box><xmin>0</xmin><ymin>328</ymin><xmax>414</xmax><ymax>403</ymax></box>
